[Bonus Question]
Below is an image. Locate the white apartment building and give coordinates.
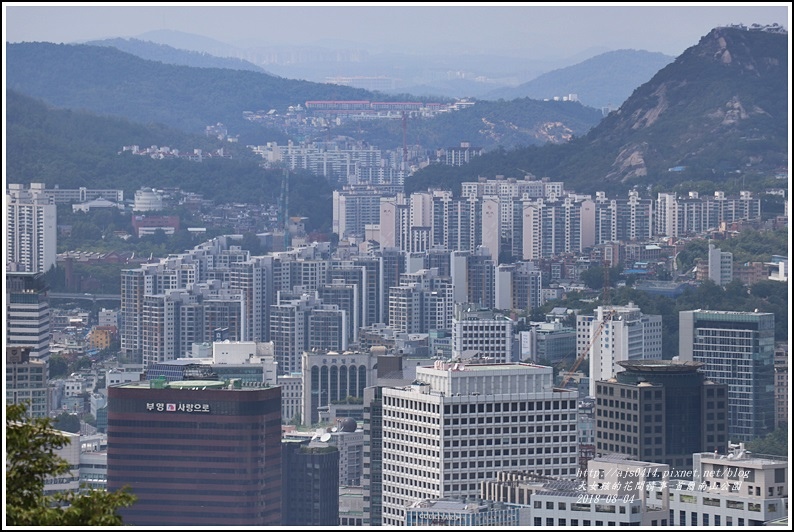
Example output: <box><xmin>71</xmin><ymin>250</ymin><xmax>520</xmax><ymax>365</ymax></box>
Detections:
<box><xmin>667</xmin><ymin>443</ymin><xmax>787</xmax><ymax>526</ymax></box>
<box><xmin>380</xmin><ymin>361</ymin><xmax>579</xmax><ymax>526</ymax></box>
<box><xmin>6</xmin><ymin>183</ymin><xmax>57</xmax><ymax>273</ymax></box>
<box><xmin>707</xmin><ymin>243</ymin><xmax>733</xmax><ymax>285</ymax></box>
<box><xmin>581</xmin><ymin>303</ymin><xmax>663</xmax><ymax>396</ymax></box>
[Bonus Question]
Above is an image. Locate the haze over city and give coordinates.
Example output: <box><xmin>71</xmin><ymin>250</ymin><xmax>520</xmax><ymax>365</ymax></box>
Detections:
<box><xmin>4</xmin><ymin>2</ymin><xmax>790</xmax><ymax>60</ymax></box>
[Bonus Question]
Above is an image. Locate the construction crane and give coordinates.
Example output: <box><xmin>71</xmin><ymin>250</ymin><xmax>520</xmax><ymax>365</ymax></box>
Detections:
<box><xmin>559</xmin><ymin>308</ymin><xmax>616</xmax><ymax>390</ymax></box>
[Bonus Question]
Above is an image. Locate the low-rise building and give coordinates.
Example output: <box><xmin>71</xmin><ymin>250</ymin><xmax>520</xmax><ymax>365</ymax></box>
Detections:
<box><xmin>405</xmin><ymin>498</ymin><xmax>528</xmax><ymax>526</ymax></box>
<box><xmin>667</xmin><ymin>443</ymin><xmax>788</xmax><ymax>526</ymax></box>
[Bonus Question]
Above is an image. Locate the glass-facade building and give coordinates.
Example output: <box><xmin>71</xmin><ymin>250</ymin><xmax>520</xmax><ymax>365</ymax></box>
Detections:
<box><xmin>679</xmin><ymin>310</ymin><xmax>776</xmax><ymax>441</ymax></box>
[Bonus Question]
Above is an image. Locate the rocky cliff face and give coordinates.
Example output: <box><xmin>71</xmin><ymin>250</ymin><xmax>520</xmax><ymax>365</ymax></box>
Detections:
<box><xmin>575</xmin><ymin>25</ymin><xmax>788</xmax><ymax>187</ymax></box>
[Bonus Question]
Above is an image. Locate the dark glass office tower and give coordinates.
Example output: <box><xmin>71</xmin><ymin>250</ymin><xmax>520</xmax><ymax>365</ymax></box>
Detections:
<box><xmin>595</xmin><ymin>360</ymin><xmax>728</xmax><ymax>479</ymax></box>
<box><xmin>107</xmin><ymin>379</ymin><xmax>282</xmax><ymax>526</ymax></box>
<box><xmin>282</xmin><ymin>439</ymin><xmax>339</xmax><ymax>526</ymax></box>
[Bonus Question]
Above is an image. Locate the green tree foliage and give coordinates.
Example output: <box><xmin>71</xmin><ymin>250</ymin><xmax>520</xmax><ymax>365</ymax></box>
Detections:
<box><xmin>47</xmin><ymin>355</ymin><xmax>70</xmax><ymax>379</ymax></box>
<box><xmin>6</xmin><ymin>403</ymin><xmax>136</xmax><ymax>525</ymax></box>
<box><xmin>746</xmin><ymin>426</ymin><xmax>788</xmax><ymax>458</ymax></box>
<box><xmin>52</xmin><ymin>412</ymin><xmax>81</xmax><ymax>433</ymax></box>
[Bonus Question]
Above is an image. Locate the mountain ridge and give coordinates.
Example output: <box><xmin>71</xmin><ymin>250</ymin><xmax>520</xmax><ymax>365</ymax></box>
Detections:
<box><xmin>407</xmin><ymin>25</ymin><xmax>788</xmax><ymax>197</ymax></box>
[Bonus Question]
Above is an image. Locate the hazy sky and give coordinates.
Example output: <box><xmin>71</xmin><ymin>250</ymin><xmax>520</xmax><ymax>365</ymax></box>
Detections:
<box><xmin>3</xmin><ymin>3</ymin><xmax>791</xmax><ymax>59</ymax></box>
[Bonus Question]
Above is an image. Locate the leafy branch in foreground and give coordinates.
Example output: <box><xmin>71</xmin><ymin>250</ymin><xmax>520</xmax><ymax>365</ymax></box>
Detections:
<box><xmin>5</xmin><ymin>403</ymin><xmax>136</xmax><ymax>526</ymax></box>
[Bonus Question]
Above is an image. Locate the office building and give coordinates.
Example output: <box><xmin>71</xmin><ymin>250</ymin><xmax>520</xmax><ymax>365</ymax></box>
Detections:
<box><xmin>6</xmin><ymin>272</ymin><xmax>51</xmax><ymax>360</ymax></box>
<box><xmin>282</xmin><ymin>438</ymin><xmax>340</xmax><ymax>526</ymax></box>
<box><xmin>679</xmin><ymin>310</ymin><xmax>776</xmax><ymax>441</ymax></box>
<box><xmin>6</xmin><ymin>183</ymin><xmax>57</xmax><ymax>273</ymax></box>
<box><xmin>6</xmin><ymin>346</ymin><xmax>50</xmax><ymax>418</ymax></box>
<box><xmin>106</xmin><ymin>379</ymin><xmax>282</xmax><ymax>526</ymax></box>
<box><xmin>339</xmin><ymin>485</ymin><xmax>365</xmax><ymax>526</ymax></box>
<box><xmin>301</xmin><ymin>348</ymin><xmax>378</xmax><ymax>426</ymax></box>
<box><xmin>328</xmin><ymin>417</ymin><xmax>365</xmax><ymax>487</ymax></box>
<box><xmin>43</xmin><ymin>429</ymin><xmax>81</xmax><ymax>499</ymax></box>
<box><xmin>594</xmin><ymin>360</ymin><xmax>729</xmax><ymax>478</ymax></box>
<box><xmin>362</xmin><ymin>386</ymin><xmax>384</xmax><ymax>526</ymax></box>
<box><xmin>520</xmin><ymin>321</ymin><xmax>576</xmax><ymax>366</ymax></box>
<box><xmin>773</xmin><ymin>344</ymin><xmax>787</xmax><ymax>429</ymax></box>
<box><xmin>380</xmin><ymin>361</ymin><xmax>579</xmax><ymax>525</ymax></box>
<box><xmin>451</xmin><ymin>304</ymin><xmax>513</xmax><ymax>363</ymax></box>
<box><xmin>493</xmin><ymin>456</ymin><xmax>671</xmax><ymax>527</ymax></box>
<box><xmin>667</xmin><ymin>443</ymin><xmax>787</xmax><ymax>526</ymax></box>
<box><xmin>581</xmin><ymin>303</ymin><xmax>663</xmax><ymax>396</ymax></box>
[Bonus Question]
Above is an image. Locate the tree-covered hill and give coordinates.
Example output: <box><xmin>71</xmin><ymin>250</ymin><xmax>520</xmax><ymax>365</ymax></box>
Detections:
<box><xmin>332</xmin><ymin>98</ymin><xmax>604</xmax><ymax>152</ymax></box>
<box><xmin>6</xmin><ymin>42</ymin><xmax>605</xmax><ymax>154</ymax></box>
<box><xmin>85</xmin><ymin>37</ymin><xmax>270</xmax><ymax>73</ymax></box>
<box><xmin>6</xmin><ymin>90</ymin><xmax>332</xmax><ymax>232</ymax></box>
<box><xmin>5</xmin><ymin>42</ymin><xmax>377</xmax><ymax>140</ymax></box>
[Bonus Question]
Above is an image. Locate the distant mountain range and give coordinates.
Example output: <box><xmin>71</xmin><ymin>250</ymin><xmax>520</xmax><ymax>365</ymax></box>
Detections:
<box><xmin>86</xmin><ymin>37</ymin><xmax>270</xmax><ymax>73</ymax></box>
<box><xmin>480</xmin><ymin>49</ymin><xmax>675</xmax><ymax>110</ymax></box>
<box><xmin>407</xmin><ymin>26</ymin><xmax>788</xmax><ymax>197</ymax></box>
<box><xmin>5</xmin><ymin>42</ymin><xmax>603</xmax><ymax>150</ymax></box>
<box><xmin>86</xmin><ymin>30</ymin><xmax>669</xmax><ymax>106</ymax></box>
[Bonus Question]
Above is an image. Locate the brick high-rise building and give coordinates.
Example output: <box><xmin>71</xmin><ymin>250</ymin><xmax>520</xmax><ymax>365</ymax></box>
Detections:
<box><xmin>106</xmin><ymin>379</ymin><xmax>282</xmax><ymax>526</ymax></box>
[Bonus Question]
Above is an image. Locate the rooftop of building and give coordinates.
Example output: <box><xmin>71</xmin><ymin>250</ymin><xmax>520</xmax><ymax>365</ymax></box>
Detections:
<box><xmin>617</xmin><ymin>359</ymin><xmax>703</xmax><ymax>373</ymax></box>
<box><xmin>112</xmin><ymin>378</ymin><xmax>273</xmax><ymax>391</ymax></box>
<box><xmin>423</xmin><ymin>361</ymin><xmax>546</xmax><ymax>372</ymax></box>
<box><xmin>696</xmin><ymin>450</ymin><xmax>787</xmax><ymax>467</ymax></box>
<box><xmin>593</xmin><ymin>454</ymin><xmax>669</xmax><ymax>468</ymax></box>
<box><xmin>408</xmin><ymin>498</ymin><xmax>511</xmax><ymax>512</ymax></box>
